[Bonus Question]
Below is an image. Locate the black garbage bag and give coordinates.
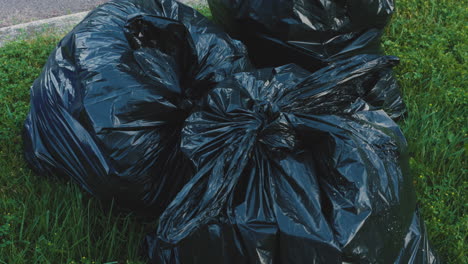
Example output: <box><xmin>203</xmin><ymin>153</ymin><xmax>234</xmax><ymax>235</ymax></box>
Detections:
<box><xmin>395</xmin><ymin>209</ymin><xmax>439</xmax><ymax>263</ymax></box>
<box><xmin>208</xmin><ymin>0</ymin><xmax>394</xmax><ymax>71</ymax></box>
<box><xmin>145</xmin><ymin>55</ymin><xmax>438</xmax><ymax>263</ymax></box>
<box><xmin>23</xmin><ymin>0</ymin><xmax>251</xmax><ymax>215</ymax></box>
<box><xmin>207</xmin><ymin>0</ymin><xmax>405</xmax><ymax>119</ymax></box>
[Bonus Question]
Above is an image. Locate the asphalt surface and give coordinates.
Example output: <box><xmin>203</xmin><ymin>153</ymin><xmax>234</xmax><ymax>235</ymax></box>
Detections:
<box><xmin>0</xmin><ymin>0</ymin><xmax>109</xmax><ymax>27</ymax></box>
<box><xmin>0</xmin><ymin>0</ymin><xmax>204</xmax><ymax>28</ymax></box>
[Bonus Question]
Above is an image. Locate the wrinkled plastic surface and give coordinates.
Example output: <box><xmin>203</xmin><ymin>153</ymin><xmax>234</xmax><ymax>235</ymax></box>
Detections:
<box><xmin>208</xmin><ymin>0</ymin><xmax>405</xmax><ymax>119</ymax></box>
<box><xmin>23</xmin><ymin>0</ymin><xmax>251</xmax><ymax>215</ymax></box>
<box><xmin>145</xmin><ymin>55</ymin><xmax>438</xmax><ymax>263</ymax></box>
<box><xmin>208</xmin><ymin>0</ymin><xmax>394</xmax><ymax>70</ymax></box>
<box><xmin>395</xmin><ymin>209</ymin><xmax>439</xmax><ymax>263</ymax></box>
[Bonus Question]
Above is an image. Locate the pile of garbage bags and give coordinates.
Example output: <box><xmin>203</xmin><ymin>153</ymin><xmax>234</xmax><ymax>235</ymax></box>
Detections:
<box><xmin>23</xmin><ymin>0</ymin><xmax>438</xmax><ymax>263</ymax></box>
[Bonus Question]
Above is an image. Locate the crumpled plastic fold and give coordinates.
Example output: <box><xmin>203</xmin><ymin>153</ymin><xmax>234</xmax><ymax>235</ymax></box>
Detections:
<box><xmin>145</xmin><ymin>55</ymin><xmax>438</xmax><ymax>263</ymax></box>
<box><xmin>208</xmin><ymin>0</ymin><xmax>405</xmax><ymax>119</ymax></box>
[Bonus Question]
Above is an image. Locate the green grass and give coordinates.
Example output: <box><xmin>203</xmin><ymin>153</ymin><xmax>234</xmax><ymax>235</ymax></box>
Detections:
<box><xmin>0</xmin><ymin>1</ymin><xmax>466</xmax><ymax>263</ymax></box>
<box><xmin>382</xmin><ymin>0</ymin><xmax>467</xmax><ymax>262</ymax></box>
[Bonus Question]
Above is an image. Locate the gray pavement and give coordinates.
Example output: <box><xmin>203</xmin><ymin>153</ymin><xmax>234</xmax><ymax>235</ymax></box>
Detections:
<box><xmin>0</xmin><ymin>0</ymin><xmax>207</xmax><ymax>47</ymax></box>
<box><xmin>0</xmin><ymin>0</ymin><xmax>206</xmax><ymax>28</ymax></box>
<box><xmin>0</xmin><ymin>0</ymin><xmax>109</xmax><ymax>27</ymax></box>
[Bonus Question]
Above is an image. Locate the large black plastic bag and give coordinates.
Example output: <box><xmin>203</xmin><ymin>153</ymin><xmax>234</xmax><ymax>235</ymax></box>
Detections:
<box><xmin>145</xmin><ymin>55</ymin><xmax>438</xmax><ymax>263</ymax></box>
<box><xmin>207</xmin><ymin>0</ymin><xmax>405</xmax><ymax>119</ymax></box>
<box><xmin>208</xmin><ymin>0</ymin><xmax>394</xmax><ymax>71</ymax></box>
<box><xmin>23</xmin><ymin>0</ymin><xmax>251</xmax><ymax>215</ymax></box>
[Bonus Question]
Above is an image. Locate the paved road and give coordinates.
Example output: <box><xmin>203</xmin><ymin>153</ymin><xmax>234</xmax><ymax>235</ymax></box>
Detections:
<box><xmin>0</xmin><ymin>0</ymin><xmax>204</xmax><ymax>28</ymax></box>
<box><xmin>0</xmin><ymin>0</ymin><xmax>109</xmax><ymax>27</ymax></box>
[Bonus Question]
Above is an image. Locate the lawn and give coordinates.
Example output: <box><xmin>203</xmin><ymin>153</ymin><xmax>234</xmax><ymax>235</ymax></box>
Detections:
<box><xmin>0</xmin><ymin>1</ymin><xmax>466</xmax><ymax>263</ymax></box>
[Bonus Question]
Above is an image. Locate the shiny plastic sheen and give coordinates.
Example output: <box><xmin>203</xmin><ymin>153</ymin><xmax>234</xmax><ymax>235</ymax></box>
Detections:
<box><xmin>207</xmin><ymin>0</ymin><xmax>406</xmax><ymax>119</ymax></box>
<box><xmin>208</xmin><ymin>0</ymin><xmax>394</xmax><ymax>70</ymax></box>
<box><xmin>145</xmin><ymin>55</ymin><xmax>438</xmax><ymax>263</ymax></box>
<box><xmin>23</xmin><ymin>0</ymin><xmax>252</xmax><ymax>215</ymax></box>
